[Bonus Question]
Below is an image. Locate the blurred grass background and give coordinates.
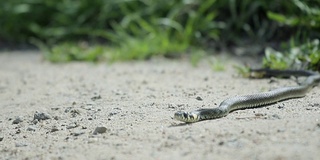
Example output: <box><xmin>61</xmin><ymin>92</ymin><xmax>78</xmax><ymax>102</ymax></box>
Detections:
<box><xmin>0</xmin><ymin>0</ymin><xmax>319</xmax><ymax>70</ymax></box>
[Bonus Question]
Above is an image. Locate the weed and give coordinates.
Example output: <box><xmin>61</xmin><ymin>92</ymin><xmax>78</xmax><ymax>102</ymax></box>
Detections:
<box><xmin>263</xmin><ymin>39</ymin><xmax>320</xmax><ymax>71</ymax></box>
<box><xmin>0</xmin><ymin>0</ymin><xmax>319</xmax><ymax>65</ymax></box>
<box><xmin>209</xmin><ymin>57</ymin><xmax>225</xmax><ymax>71</ymax></box>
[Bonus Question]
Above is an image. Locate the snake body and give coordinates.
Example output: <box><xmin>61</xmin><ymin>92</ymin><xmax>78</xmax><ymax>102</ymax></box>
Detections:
<box><xmin>174</xmin><ymin>69</ymin><xmax>320</xmax><ymax>123</ymax></box>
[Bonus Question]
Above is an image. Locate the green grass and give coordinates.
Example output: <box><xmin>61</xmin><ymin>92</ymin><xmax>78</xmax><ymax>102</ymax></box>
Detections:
<box><xmin>263</xmin><ymin>39</ymin><xmax>320</xmax><ymax>71</ymax></box>
<box><xmin>0</xmin><ymin>0</ymin><xmax>319</xmax><ymax>69</ymax></box>
<box><xmin>261</xmin><ymin>0</ymin><xmax>320</xmax><ymax>71</ymax></box>
<box><xmin>31</xmin><ymin>40</ymin><xmax>106</xmax><ymax>63</ymax></box>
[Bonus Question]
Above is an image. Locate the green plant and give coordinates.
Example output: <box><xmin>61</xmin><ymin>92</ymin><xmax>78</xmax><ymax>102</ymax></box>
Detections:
<box><xmin>109</xmin><ymin>31</ymin><xmax>188</xmax><ymax>61</ymax></box>
<box><xmin>267</xmin><ymin>0</ymin><xmax>320</xmax><ymax>28</ymax></box>
<box><xmin>233</xmin><ymin>65</ymin><xmax>250</xmax><ymax>78</ymax></box>
<box><xmin>208</xmin><ymin>57</ymin><xmax>225</xmax><ymax>71</ymax></box>
<box><xmin>189</xmin><ymin>49</ymin><xmax>206</xmax><ymax>67</ymax></box>
<box><xmin>1</xmin><ymin>0</ymin><xmax>319</xmax><ymax>64</ymax></box>
<box><xmin>0</xmin><ymin>0</ymin><xmax>122</xmax><ymax>42</ymax></box>
<box><xmin>213</xmin><ymin>0</ymin><xmax>285</xmax><ymax>45</ymax></box>
<box><xmin>263</xmin><ymin>39</ymin><xmax>320</xmax><ymax>71</ymax></box>
<box><xmin>262</xmin><ymin>0</ymin><xmax>320</xmax><ymax>71</ymax></box>
<box><xmin>105</xmin><ymin>0</ymin><xmax>220</xmax><ymax>60</ymax></box>
<box><xmin>36</xmin><ymin>41</ymin><xmax>105</xmax><ymax>62</ymax></box>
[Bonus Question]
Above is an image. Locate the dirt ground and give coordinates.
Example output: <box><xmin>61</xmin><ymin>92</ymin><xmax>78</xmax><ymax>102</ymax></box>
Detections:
<box><xmin>0</xmin><ymin>51</ymin><xmax>319</xmax><ymax>160</ymax></box>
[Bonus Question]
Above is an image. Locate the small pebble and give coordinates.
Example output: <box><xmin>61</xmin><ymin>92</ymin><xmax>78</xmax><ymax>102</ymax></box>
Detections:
<box><xmin>70</xmin><ymin>109</ymin><xmax>81</xmax><ymax>117</ymax></box>
<box><xmin>277</xmin><ymin>128</ymin><xmax>285</xmax><ymax>132</ymax></box>
<box><xmin>12</xmin><ymin>116</ymin><xmax>23</xmax><ymax>124</ymax></box>
<box><xmin>33</xmin><ymin>111</ymin><xmax>51</xmax><ymax>121</ymax></box>
<box><xmin>0</xmin><ymin>137</ymin><xmax>3</xmax><ymax>141</ymax></box>
<box><xmin>16</xmin><ymin>129</ymin><xmax>21</xmax><ymax>134</ymax></box>
<box><xmin>66</xmin><ymin>123</ymin><xmax>78</xmax><ymax>129</ymax></box>
<box><xmin>269</xmin><ymin>114</ymin><xmax>281</xmax><ymax>119</ymax></box>
<box><xmin>72</xmin><ymin>131</ymin><xmax>85</xmax><ymax>136</ymax></box>
<box><xmin>108</xmin><ymin>112</ymin><xmax>118</xmax><ymax>117</ymax></box>
<box><xmin>15</xmin><ymin>142</ymin><xmax>27</xmax><ymax>147</ymax></box>
<box><xmin>51</xmin><ymin>107</ymin><xmax>60</xmax><ymax>111</ymax></box>
<box><xmin>88</xmin><ymin>137</ymin><xmax>98</xmax><ymax>143</ymax></box>
<box><xmin>167</xmin><ymin>135</ymin><xmax>178</xmax><ymax>140</ymax></box>
<box><xmin>196</xmin><ymin>96</ymin><xmax>203</xmax><ymax>101</ymax></box>
<box><xmin>27</xmin><ymin>126</ymin><xmax>36</xmax><ymax>131</ymax></box>
<box><xmin>53</xmin><ymin>116</ymin><xmax>59</xmax><ymax>120</ymax></box>
<box><xmin>93</xmin><ymin>127</ymin><xmax>107</xmax><ymax>135</ymax></box>
<box><xmin>254</xmin><ymin>113</ymin><xmax>266</xmax><ymax>117</ymax></box>
<box><xmin>51</xmin><ymin>126</ymin><xmax>59</xmax><ymax>132</ymax></box>
<box><xmin>32</xmin><ymin>119</ymin><xmax>39</xmax><ymax>124</ymax></box>
<box><xmin>91</xmin><ymin>95</ymin><xmax>102</xmax><ymax>101</ymax></box>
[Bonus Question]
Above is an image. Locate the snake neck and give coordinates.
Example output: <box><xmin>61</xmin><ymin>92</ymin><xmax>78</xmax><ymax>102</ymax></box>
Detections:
<box><xmin>197</xmin><ymin>107</ymin><xmax>229</xmax><ymax>120</ymax></box>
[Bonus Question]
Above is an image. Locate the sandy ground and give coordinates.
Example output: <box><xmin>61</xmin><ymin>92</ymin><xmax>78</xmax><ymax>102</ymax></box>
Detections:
<box><xmin>0</xmin><ymin>51</ymin><xmax>319</xmax><ymax>160</ymax></box>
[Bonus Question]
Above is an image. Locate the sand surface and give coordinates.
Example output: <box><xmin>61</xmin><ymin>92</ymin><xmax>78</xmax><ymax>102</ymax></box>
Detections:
<box><xmin>0</xmin><ymin>51</ymin><xmax>319</xmax><ymax>160</ymax></box>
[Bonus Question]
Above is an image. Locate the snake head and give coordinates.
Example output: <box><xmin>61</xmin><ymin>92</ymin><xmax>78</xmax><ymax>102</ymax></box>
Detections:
<box><xmin>174</xmin><ymin>111</ymin><xmax>200</xmax><ymax>123</ymax></box>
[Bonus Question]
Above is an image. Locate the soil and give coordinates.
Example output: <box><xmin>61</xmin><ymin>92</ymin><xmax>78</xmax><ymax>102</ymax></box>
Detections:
<box><xmin>0</xmin><ymin>51</ymin><xmax>319</xmax><ymax>160</ymax></box>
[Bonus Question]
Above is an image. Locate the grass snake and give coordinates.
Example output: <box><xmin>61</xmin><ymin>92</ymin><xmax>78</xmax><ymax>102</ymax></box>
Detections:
<box><xmin>174</xmin><ymin>69</ymin><xmax>320</xmax><ymax>123</ymax></box>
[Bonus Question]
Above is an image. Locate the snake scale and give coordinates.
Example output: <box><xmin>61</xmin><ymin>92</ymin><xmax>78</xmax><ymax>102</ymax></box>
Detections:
<box><xmin>174</xmin><ymin>69</ymin><xmax>320</xmax><ymax>123</ymax></box>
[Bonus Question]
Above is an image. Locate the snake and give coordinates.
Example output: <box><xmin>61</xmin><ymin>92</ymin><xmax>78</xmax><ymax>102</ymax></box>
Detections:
<box><xmin>174</xmin><ymin>69</ymin><xmax>320</xmax><ymax>123</ymax></box>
